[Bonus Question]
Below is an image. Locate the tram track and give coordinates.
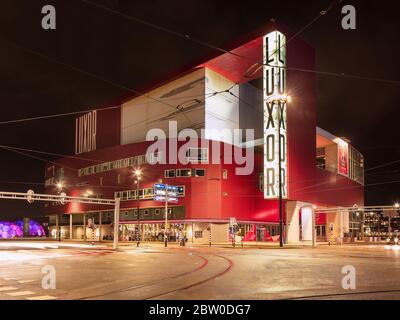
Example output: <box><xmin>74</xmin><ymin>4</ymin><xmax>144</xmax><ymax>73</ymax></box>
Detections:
<box><xmin>144</xmin><ymin>254</ymin><xmax>233</xmax><ymax>300</ymax></box>
<box><xmin>287</xmin><ymin>288</ymin><xmax>400</xmax><ymax>300</ymax></box>
<box><xmin>76</xmin><ymin>251</ymin><xmax>233</xmax><ymax>300</ymax></box>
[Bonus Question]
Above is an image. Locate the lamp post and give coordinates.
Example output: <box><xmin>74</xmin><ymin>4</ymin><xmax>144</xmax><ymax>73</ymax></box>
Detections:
<box><xmin>267</xmin><ymin>94</ymin><xmax>290</xmax><ymax>248</ymax></box>
<box><xmin>134</xmin><ymin>169</ymin><xmax>142</xmax><ymax>247</ymax></box>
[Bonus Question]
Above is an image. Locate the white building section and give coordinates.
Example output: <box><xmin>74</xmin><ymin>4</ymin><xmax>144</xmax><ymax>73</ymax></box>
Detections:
<box><xmin>204</xmin><ymin>68</ymin><xmax>239</xmax><ymax>145</ymax></box>
<box><xmin>120</xmin><ymin>68</ymin><xmax>206</xmax><ymax>145</ymax></box>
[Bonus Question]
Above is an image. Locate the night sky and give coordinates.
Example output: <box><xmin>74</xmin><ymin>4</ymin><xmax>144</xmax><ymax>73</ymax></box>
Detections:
<box><xmin>0</xmin><ymin>0</ymin><xmax>399</xmax><ymax>220</ymax></box>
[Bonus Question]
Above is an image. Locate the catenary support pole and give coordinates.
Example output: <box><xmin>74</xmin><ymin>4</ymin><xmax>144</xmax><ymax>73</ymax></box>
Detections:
<box><xmin>278</xmin><ymin>101</ymin><xmax>284</xmax><ymax>247</ymax></box>
<box><xmin>164</xmin><ymin>184</ymin><xmax>168</xmax><ymax>247</ymax></box>
<box><xmin>55</xmin><ymin>214</ymin><xmax>59</xmax><ymax>240</ymax></box>
<box><xmin>69</xmin><ymin>214</ymin><xmax>72</xmax><ymax>240</ymax></box>
<box><xmin>99</xmin><ymin>212</ymin><xmax>102</xmax><ymax>242</ymax></box>
<box><xmin>340</xmin><ymin>211</ymin><xmax>344</xmax><ymax>245</ymax></box>
<box><xmin>113</xmin><ymin>198</ymin><xmax>120</xmax><ymax>250</ymax></box>
<box><xmin>312</xmin><ymin>206</ymin><xmax>316</xmax><ymax>248</ymax></box>
<box><xmin>137</xmin><ymin>178</ymin><xmax>140</xmax><ymax>247</ymax></box>
<box><xmin>83</xmin><ymin>214</ymin><xmax>86</xmax><ymax>242</ymax></box>
<box><xmin>209</xmin><ymin>223</ymin><xmax>212</xmax><ymax>247</ymax></box>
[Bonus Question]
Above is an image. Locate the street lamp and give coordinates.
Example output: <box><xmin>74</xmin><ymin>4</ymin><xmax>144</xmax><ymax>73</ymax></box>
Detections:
<box><xmin>134</xmin><ymin>169</ymin><xmax>142</xmax><ymax>247</ymax></box>
<box><xmin>395</xmin><ymin>203</ymin><xmax>399</xmax><ymax>209</ymax></box>
<box><xmin>267</xmin><ymin>94</ymin><xmax>291</xmax><ymax>248</ymax></box>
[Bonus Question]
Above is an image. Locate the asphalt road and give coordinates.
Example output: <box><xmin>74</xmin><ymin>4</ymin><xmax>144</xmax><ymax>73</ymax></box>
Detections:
<box><xmin>0</xmin><ymin>241</ymin><xmax>400</xmax><ymax>300</ymax></box>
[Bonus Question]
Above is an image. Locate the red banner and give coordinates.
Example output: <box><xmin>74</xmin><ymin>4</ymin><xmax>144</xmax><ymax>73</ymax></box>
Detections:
<box><xmin>337</xmin><ymin>140</ymin><xmax>349</xmax><ymax>176</ymax></box>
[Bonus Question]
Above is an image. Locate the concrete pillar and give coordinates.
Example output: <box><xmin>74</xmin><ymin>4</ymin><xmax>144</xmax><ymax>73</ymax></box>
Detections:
<box><xmin>285</xmin><ymin>201</ymin><xmax>300</xmax><ymax>244</ymax></box>
<box><xmin>69</xmin><ymin>214</ymin><xmax>73</xmax><ymax>240</ymax></box>
<box><xmin>311</xmin><ymin>206</ymin><xmax>316</xmax><ymax>248</ymax></box>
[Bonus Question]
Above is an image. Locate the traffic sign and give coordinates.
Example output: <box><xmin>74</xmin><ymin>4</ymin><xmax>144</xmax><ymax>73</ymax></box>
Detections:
<box><xmin>153</xmin><ymin>184</ymin><xmax>178</xmax><ymax>203</ymax></box>
<box><xmin>60</xmin><ymin>192</ymin><xmax>67</xmax><ymax>205</ymax></box>
<box><xmin>27</xmin><ymin>189</ymin><xmax>35</xmax><ymax>203</ymax></box>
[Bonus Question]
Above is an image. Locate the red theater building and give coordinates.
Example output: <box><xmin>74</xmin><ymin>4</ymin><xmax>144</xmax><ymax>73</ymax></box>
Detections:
<box><xmin>45</xmin><ymin>23</ymin><xmax>364</xmax><ymax>244</ymax></box>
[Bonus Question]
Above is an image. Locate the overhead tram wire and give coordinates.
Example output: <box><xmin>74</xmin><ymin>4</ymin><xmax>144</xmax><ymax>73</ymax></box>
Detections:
<box><xmin>0</xmin><ymin>4</ymin><xmax>399</xmax><ymax>127</ymax></box>
<box><xmin>0</xmin><ymin>153</ymin><xmax>397</xmax><ymax>200</ymax></box>
<box><xmin>0</xmin><ymin>91</ymin><xmax>216</xmax><ymax>126</ymax></box>
<box><xmin>0</xmin><ymin>141</ymin><xmax>398</xmax><ymax>194</ymax></box>
<box><xmin>79</xmin><ymin>0</ymin><xmax>400</xmax><ymax>86</ymax></box>
<box><xmin>80</xmin><ymin>0</ymin><xmax>339</xmax><ymax>70</ymax></box>
<box><xmin>245</xmin><ymin>0</ymin><xmax>343</xmax><ymax>78</ymax></box>
<box><xmin>0</xmin><ymin>145</ymin><xmax>139</xmax><ymax>192</ymax></box>
<box><xmin>1</xmin><ymin>140</ymin><xmax>399</xmax><ymax>201</ymax></box>
<box><xmin>0</xmin><ymin>37</ymin><xmax>197</xmax><ymax>127</ymax></box>
<box><xmin>0</xmin><ymin>144</ymin><xmax>351</xmax><ymax>189</ymax></box>
<box><xmin>0</xmin><ymin>17</ymin><xmax>396</xmax><ymax>192</ymax></box>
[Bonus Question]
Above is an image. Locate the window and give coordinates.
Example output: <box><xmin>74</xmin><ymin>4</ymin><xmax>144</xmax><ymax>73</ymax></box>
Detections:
<box><xmin>143</xmin><ymin>188</ymin><xmax>154</xmax><ymax>199</ymax></box>
<box><xmin>176</xmin><ymin>169</ymin><xmax>191</xmax><ymax>177</ymax></box>
<box><xmin>177</xmin><ymin>186</ymin><xmax>185</xmax><ymax>197</ymax></box>
<box><xmin>187</xmin><ymin>147</ymin><xmax>208</xmax><ymax>162</ymax></box>
<box><xmin>77</xmin><ymin>152</ymin><xmax>163</xmax><ymax>177</ymax></box>
<box><xmin>144</xmin><ymin>209</ymin><xmax>149</xmax><ymax>216</ymax></box>
<box><xmin>194</xmin><ymin>231</ymin><xmax>203</xmax><ymax>238</ymax></box>
<box><xmin>194</xmin><ymin>169</ymin><xmax>205</xmax><ymax>177</ymax></box>
<box><xmin>124</xmin><ymin>211</ymin><xmax>129</xmax><ymax>217</ymax></box>
<box><xmin>155</xmin><ymin>209</ymin><xmax>160</xmax><ymax>215</ymax></box>
<box><xmin>165</xmin><ymin>169</ymin><xmax>176</xmax><ymax>178</ymax></box>
<box><xmin>222</xmin><ymin>169</ymin><xmax>228</xmax><ymax>180</ymax></box>
<box><xmin>316</xmin><ymin>147</ymin><xmax>326</xmax><ymax>170</ymax></box>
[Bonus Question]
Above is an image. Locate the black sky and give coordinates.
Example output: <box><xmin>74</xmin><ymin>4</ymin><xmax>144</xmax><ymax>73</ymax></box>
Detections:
<box><xmin>0</xmin><ymin>0</ymin><xmax>399</xmax><ymax>219</ymax></box>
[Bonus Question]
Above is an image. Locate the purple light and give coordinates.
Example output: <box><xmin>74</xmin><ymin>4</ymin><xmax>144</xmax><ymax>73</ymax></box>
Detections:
<box><xmin>0</xmin><ymin>222</ymin><xmax>23</xmax><ymax>239</ymax></box>
<box><xmin>16</xmin><ymin>220</ymin><xmax>46</xmax><ymax>237</ymax></box>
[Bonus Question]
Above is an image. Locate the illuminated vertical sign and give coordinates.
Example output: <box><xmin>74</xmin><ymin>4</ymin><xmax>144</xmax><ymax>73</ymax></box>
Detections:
<box><xmin>263</xmin><ymin>31</ymin><xmax>287</xmax><ymax>199</ymax></box>
<box><xmin>336</xmin><ymin>138</ymin><xmax>349</xmax><ymax>177</ymax></box>
<box><xmin>75</xmin><ymin>110</ymin><xmax>97</xmax><ymax>154</ymax></box>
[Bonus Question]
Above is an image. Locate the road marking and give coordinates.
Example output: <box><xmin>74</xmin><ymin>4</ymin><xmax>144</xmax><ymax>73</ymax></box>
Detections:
<box><xmin>18</xmin><ymin>280</ymin><xmax>35</xmax><ymax>284</ymax></box>
<box><xmin>0</xmin><ymin>286</ymin><xmax>18</xmax><ymax>292</ymax></box>
<box><xmin>7</xmin><ymin>291</ymin><xmax>35</xmax><ymax>297</ymax></box>
<box><xmin>3</xmin><ymin>277</ymin><xmax>20</xmax><ymax>281</ymax></box>
<box><xmin>27</xmin><ymin>295</ymin><xmax>57</xmax><ymax>300</ymax></box>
